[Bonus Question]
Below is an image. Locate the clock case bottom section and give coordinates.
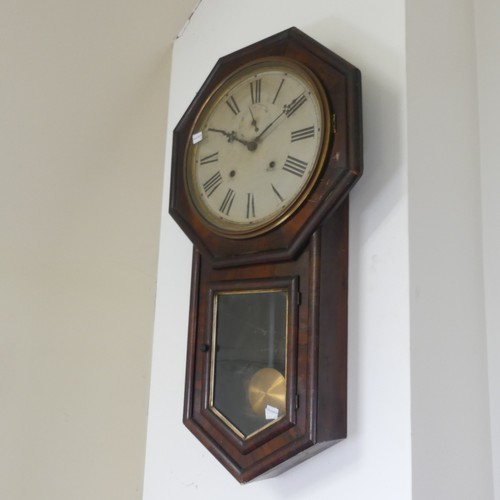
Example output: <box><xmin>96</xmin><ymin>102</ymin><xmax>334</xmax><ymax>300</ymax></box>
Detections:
<box><xmin>183</xmin><ymin>199</ymin><xmax>349</xmax><ymax>483</ymax></box>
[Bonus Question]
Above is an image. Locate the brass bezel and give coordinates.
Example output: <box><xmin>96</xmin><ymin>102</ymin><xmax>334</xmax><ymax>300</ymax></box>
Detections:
<box><xmin>185</xmin><ymin>56</ymin><xmax>331</xmax><ymax>239</ymax></box>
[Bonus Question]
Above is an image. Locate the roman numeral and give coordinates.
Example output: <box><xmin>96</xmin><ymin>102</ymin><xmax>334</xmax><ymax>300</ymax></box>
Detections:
<box><xmin>199</xmin><ymin>152</ymin><xmax>219</xmax><ymax>165</ymax></box>
<box><xmin>219</xmin><ymin>188</ymin><xmax>235</xmax><ymax>215</ymax></box>
<box><xmin>250</xmin><ymin>79</ymin><xmax>261</xmax><ymax>104</ymax></box>
<box><xmin>202</xmin><ymin>171</ymin><xmax>223</xmax><ymax>197</ymax></box>
<box><xmin>246</xmin><ymin>193</ymin><xmax>255</xmax><ymax>218</ymax></box>
<box><xmin>283</xmin><ymin>156</ymin><xmax>308</xmax><ymax>177</ymax></box>
<box><xmin>291</xmin><ymin>126</ymin><xmax>315</xmax><ymax>142</ymax></box>
<box><xmin>273</xmin><ymin>78</ymin><xmax>285</xmax><ymax>104</ymax></box>
<box><xmin>271</xmin><ymin>183</ymin><xmax>284</xmax><ymax>202</ymax></box>
<box><xmin>226</xmin><ymin>95</ymin><xmax>240</xmax><ymax>115</ymax></box>
<box><xmin>285</xmin><ymin>94</ymin><xmax>307</xmax><ymax>118</ymax></box>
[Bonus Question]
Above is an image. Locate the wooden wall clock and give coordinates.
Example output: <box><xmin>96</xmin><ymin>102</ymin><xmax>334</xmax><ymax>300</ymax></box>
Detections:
<box><xmin>169</xmin><ymin>27</ymin><xmax>363</xmax><ymax>483</ymax></box>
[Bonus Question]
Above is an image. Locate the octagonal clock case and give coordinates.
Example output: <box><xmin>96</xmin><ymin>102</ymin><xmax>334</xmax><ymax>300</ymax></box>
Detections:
<box><xmin>169</xmin><ymin>27</ymin><xmax>363</xmax><ymax>483</ymax></box>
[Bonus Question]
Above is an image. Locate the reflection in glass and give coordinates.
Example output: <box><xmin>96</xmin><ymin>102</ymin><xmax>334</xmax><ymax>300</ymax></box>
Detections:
<box><xmin>210</xmin><ymin>290</ymin><xmax>287</xmax><ymax>438</ymax></box>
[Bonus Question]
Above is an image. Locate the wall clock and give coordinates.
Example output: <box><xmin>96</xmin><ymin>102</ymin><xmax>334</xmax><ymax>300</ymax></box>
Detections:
<box><xmin>169</xmin><ymin>27</ymin><xmax>363</xmax><ymax>483</ymax></box>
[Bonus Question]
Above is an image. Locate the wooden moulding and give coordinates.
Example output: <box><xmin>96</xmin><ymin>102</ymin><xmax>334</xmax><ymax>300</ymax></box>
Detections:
<box><xmin>169</xmin><ymin>27</ymin><xmax>362</xmax><ymax>268</ymax></box>
<box><xmin>183</xmin><ymin>199</ymin><xmax>349</xmax><ymax>483</ymax></box>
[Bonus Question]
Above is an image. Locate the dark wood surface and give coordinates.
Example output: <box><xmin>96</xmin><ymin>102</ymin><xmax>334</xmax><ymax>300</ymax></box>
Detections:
<box><xmin>183</xmin><ymin>199</ymin><xmax>349</xmax><ymax>483</ymax></box>
<box><xmin>174</xmin><ymin>26</ymin><xmax>361</xmax><ymax>483</ymax></box>
<box><xmin>170</xmin><ymin>27</ymin><xmax>362</xmax><ymax>268</ymax></box>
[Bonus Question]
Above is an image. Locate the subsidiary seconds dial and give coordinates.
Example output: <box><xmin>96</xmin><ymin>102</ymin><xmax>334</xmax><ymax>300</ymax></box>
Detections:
<box><xmin>186</xmin><ymin>57</ymin><xmax>331</xmax><ymax>237</ymax></box>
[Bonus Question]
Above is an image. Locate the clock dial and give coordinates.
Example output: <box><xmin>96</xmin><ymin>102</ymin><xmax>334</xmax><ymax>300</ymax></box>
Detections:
<box><xmin>186</xmin><ymin>58</ymin><xmax>330</xmax><ymax>237</ymax></box>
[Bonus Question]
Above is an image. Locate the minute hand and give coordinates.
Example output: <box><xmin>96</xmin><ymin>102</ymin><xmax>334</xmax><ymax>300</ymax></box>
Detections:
<box><xmin>255</xmin><ymin>92</ymin><xmax>307</xmax><ymax>143</ymax></box>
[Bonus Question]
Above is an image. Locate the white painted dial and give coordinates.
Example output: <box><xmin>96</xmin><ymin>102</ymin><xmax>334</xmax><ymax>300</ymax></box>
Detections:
<box><xmin>186</xmin><ymin>57</ymin><xmax>329</xmax><ymax>237</ymax></box>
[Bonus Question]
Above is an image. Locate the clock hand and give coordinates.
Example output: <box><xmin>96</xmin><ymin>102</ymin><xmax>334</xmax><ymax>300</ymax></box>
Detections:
<box><xmin>255</xmin><ymin>92</ymin><xmax>307</xmax><ymax>143</ymax></box>
<box><xmin>248</xmin><ymin>107</ymin><xmax>259</xmax><ymax>132</ymax></box>
<box><xmin>254</xmin><ymin>110</ymin><xmax>285</xmax><ymax>142</ymax></box>
<box><xmin>208</xmin><ymin>128</ymin><xmax>257</xmax><ymax>152</ymax></box>
<box><xmin>208</xmin><ymin>127</ymin><xmax>235</xmax><ymax>141</ymax></box>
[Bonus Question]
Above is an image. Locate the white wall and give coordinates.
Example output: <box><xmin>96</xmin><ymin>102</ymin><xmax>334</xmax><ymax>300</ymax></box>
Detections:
<box><xmin>407</xmin><ymin>1</ymin><xmax>493</xmax><ymax>498</ymax></box>
<box><xmin>146</xmin><ymin>0</ymin><xmax>499</xmax><ymax>498</ymax></box>
<box><xmin>144</xmin><ymin>1</ymin><xmax>413</xmax><ymax>499</ymax></box>
<box><xmin>2</xmin><ymin>0</ymin><xmax>494</xmax><ymax>498</ymax></box>
<box><xmin>475</xmin><ymin>0</ymin><xmax>500</xmax><ymax>497</ymax></box>
<box><xmin>0</xmin><ymin>1</ymin><xmax>197</xmax><ymax>499</ymax></box>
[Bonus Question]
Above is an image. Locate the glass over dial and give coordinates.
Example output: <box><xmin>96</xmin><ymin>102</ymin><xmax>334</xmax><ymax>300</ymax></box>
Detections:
<box><xmin>186</xmin><ymin>57</ymin><xmax>330</xmax><ymax>237</ymax></box>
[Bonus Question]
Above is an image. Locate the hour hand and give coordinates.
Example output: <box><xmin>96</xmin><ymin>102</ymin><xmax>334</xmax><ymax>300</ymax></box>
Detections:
<box><xmin>208</xmin><ymin>128</ymin><xmax>257</xmax><ymax>151</ymax></box>
<box><xmin>208</xmin><ymin>127</ymin><xmax>234</xmax><ymax>141</ymax></box>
